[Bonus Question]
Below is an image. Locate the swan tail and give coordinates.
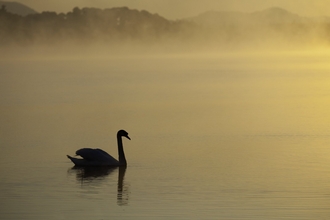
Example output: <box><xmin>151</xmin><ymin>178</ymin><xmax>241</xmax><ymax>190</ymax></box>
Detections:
<box><xmin>67</xmin><ymin>155</ymin><xmax>77</xmax><ymax>161</ymax></box>
<box><xmin>67</xmin><ymin>155</ymin><xmax>80</xmax><ymax>165</ymax></box>
<box><xmin>67</xmin><ymin>154</ymin><xmax>98</xmax><ymax>166</ymax></box>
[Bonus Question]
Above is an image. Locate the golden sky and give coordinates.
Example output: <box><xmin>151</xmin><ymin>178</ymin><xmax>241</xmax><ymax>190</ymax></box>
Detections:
<box><xmin>12</xmin><ymin>0</ymin><xmax>330</xmax><ymax>19</ymax></box>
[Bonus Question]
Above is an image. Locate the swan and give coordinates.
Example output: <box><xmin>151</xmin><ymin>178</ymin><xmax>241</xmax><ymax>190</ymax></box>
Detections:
<box><xmin>67</xmin><ymin>130</ymin><xmax>130</xmax><ymax>166</ymax></box>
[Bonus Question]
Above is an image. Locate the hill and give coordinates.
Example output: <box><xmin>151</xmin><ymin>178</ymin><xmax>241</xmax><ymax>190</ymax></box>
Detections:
<box><xmin>0</xmin><ymin>1</ymin><xmax>37</xmax><ymax>16</ymax></box>
<box><xmin>187</xmin><ymin>7</ymin><xmax>309</xmax><ymax>27</ymax></box>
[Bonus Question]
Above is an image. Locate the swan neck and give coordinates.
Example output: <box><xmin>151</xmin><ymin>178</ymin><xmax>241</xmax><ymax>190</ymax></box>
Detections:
<box><xmin>117</xmin><ymin>135</ymin><xmax>127</xmax><ymax>165</ymax></box>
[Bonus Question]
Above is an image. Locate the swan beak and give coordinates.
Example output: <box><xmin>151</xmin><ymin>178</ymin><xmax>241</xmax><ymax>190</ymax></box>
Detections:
<box><xmin>126</xmin><ymin>135</ymin><xmax>131</xmax><ymax>140</ymax></box>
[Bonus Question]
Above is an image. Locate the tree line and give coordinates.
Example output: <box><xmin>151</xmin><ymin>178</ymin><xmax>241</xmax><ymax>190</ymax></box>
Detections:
<box><xmin>0</xmin><ymin>6</ymin><xmax>194</xmax><ymax>46</ymax></box>
<box><xmin>1</xmin><ymin>5</ymin><xmax>329</xmax><ymax>47</ymax></box>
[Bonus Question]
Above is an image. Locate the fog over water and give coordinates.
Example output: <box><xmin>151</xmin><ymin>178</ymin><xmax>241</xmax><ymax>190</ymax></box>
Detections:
<box><xmin>1</xmin><ymin>4</ymin><xmax>330</xmax><ymax>50</ymax></box>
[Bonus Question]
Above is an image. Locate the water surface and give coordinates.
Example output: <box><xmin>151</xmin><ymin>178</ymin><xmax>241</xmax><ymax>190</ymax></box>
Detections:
<box><xmin>1</xmin><ymin>51</ymin><xmax>330</xmax><ymax>219</ymax></box>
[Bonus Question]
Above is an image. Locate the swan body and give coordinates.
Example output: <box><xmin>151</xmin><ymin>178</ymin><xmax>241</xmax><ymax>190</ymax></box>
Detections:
<box><xmin>67</xmin><ymin>130</ymin><xmax>130</xmax><ymax>166</ymax></box>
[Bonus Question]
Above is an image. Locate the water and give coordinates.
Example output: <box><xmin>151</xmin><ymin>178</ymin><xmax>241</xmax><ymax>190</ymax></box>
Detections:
<box><xmin>1</xmin><ymin>50</ymin><xmax>330</xmax><ymax>219</ymax></box>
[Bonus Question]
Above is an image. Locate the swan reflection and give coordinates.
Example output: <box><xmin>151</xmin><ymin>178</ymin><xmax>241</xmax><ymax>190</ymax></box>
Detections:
<box><xmin>68</xmin><ymin>166</ymin><xmax>129</xmax><ymax>206</ymax></box>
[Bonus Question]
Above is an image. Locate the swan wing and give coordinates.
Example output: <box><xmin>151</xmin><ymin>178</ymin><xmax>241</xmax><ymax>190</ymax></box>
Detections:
<box><xmin>76</xmin><ymin>148</ymin><xmax>117</xmax><ymax>162</ymax></box>
<box><xmin>94</xmin><ymin>148</ymin><xmax>112</xmax><ymax>157</ymax></box>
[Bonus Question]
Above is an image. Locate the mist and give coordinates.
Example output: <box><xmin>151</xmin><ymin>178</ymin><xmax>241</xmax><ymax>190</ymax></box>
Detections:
<box><xmin>1</xmin><ymin>5</ymin><xmax>330</xmax><ymax>58</ymax></box>
<box><xmin>2</xmin><ymin>4</ymin><xmax>330</xmax><ymax>138</ymax></box>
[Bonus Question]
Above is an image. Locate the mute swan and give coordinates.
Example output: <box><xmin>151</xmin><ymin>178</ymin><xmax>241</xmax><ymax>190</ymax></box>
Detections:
<box><xmin>67</xmin><ymin>130</ymin><xmax>130</xmax><ymax>166</ymax></box>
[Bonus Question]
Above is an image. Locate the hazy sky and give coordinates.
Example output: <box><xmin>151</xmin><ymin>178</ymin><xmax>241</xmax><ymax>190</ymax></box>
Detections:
<box><xmin>11</xmin><ymin>0</ymin><xmax>330</xmax><ymax>19</ymax></box>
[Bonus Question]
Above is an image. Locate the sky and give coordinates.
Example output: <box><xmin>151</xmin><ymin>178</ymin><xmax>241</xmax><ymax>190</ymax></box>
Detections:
<box><xmin>8</xmin><ymin>0</ymin><xmax>330</xmax><ymax>19</ymax></box>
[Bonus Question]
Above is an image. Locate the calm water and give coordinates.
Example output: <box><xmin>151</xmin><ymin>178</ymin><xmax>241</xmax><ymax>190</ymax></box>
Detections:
<box><xmin>1</xmin><ymin>50</ymin><xmax>330</xmax><ymax>219</ymax></box>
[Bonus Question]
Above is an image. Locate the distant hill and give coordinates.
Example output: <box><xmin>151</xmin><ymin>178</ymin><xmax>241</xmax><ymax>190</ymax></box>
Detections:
<box><xmin>186</xmin><ymin>7</ymin><xmax>310</xmax><ymax>27</ymax></box>
<box><xmin>251</xmin><ymin>7</ymin><xmax>304</xmax><ymax>23</ymax></box>
<box><xmin>0</xmin><ymin>1</ymin><xmax>37</xmax><ymax>16</ymax></box>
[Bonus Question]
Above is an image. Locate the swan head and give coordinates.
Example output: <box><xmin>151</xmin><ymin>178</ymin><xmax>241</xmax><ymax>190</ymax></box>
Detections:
<box><xmin>118</xmin><ymin>129</ymin><xmax>130</xmax><ymax>140</ymax></box>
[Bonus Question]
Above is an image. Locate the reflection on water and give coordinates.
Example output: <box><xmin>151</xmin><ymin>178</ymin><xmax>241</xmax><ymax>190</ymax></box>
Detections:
<box><xmin>68</xmin><ymin>166</ymin><xmax>129</xmax><ymax>206</ymax></box>
<box><xmin>69</xmin><ymin>166</ymin><xmax>116</xmax><ymax>181</ymax></box>
<box><xmin>116</xmin><ymin>167</ymin><xmax>129</xmax><ymax>206</ymax></box>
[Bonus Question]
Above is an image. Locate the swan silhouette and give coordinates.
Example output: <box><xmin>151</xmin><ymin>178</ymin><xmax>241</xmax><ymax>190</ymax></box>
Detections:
<box><xmin>67</xmin><ymin>130</ymin><xmax>130</xmax><ymax>166</ymax></box>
